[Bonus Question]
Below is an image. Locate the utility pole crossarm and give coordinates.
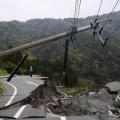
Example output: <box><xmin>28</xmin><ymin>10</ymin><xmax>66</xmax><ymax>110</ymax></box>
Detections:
<box><xmin>0</xmin><ymin>18</ymin><xmax>110</xmax><ymax>57</ymax></box>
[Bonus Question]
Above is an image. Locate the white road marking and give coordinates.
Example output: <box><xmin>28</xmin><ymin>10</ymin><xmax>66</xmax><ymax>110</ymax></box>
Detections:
<box><xmin>27</xmin><ymin>81</ymin><xmax>38</xmax><ymax>87</ymax></box>
<box><xmin>14</xmin><ymin>105</ymin><xmax>27</xmax><ymax>118</ymax></box>
<box><xmin>4</xmin><ymin>82</ymin><xmax>17</xmax><ymax>106</ymax></box>
<box><xmin>61</xmin><ymin>116</ymin><xmax>66</xmax><ymax>120</ymax></box>
<box><xmin>0</xmin><ymin>76</ymin><xmax>41</xmax><ymax>119</ymax></box>
<box><xmin>13</xmin><ymin>81</ymin><xmax>38</xmax><ymax>119</ymax></box>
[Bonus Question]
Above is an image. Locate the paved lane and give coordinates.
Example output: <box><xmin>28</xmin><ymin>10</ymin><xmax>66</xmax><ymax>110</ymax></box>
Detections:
<box><xmin>0</xmin><ymin>76</ymin><xmax>97</xmax><ymax>120</ymax></box>
<box><xmin>7</xmin><ymin>75</ymin><xmax>43</xmax><ymax>103</ymax></box>
<box><xmin>0</xmin><ymin>79</ymin><xmax>14</xmax><ymax>108</ymax></box>
<box><xmin>0</xmin><ymin>105</ymin><xmax>97</xmax><ymax>120</ymax></box>
<box><xmin>13</xmin><ymin>76</ymin><xmax>40</xmax><ymax>119</ymax></box>
<box><xmin>4</xmin><ymin>82</ymin><xmax>17</xmax><ymax>106</ymax></box>
<box><xmin>0</xmin><ymin>75</ymin><xmax>45</xmax><ymax>119</ymax></box>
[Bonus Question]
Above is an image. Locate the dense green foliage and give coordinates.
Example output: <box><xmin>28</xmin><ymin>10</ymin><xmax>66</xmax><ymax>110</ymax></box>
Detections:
<box><xmin>63</xmin><ymin>87</ymin><xmax>80</xmax><ymax>96</ymax></box>
<box><xmin>0</xmin><ymin>81</ymin><xmax>5</xmax><ymax>95</ymax></box>
<box><xmin>0</xmin><ymin>11</ymin><xmax>120</xmax><ymax>87</ymax></box>
<box><xmin>0</xmin><ymin>51</ymin><xmax>24</xmax><ymax>74</ymax></box>
<box><xmin>0</xmin><ymin>69</ymin><xmax>8</xmax><ymax>76</ymax></box>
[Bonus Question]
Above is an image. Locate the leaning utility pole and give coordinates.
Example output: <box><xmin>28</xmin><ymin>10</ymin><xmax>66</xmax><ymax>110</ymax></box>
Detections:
<box><xmin>0</xmin><ymin>19</ymin><xmax>110</xmax><ymax>58</ymax></box>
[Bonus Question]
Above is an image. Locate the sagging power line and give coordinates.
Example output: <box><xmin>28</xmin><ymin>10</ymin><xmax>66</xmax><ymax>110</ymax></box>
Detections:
<box><xmin>73</xmin><ymin>0</ymin><xmax>82</xmax><ymax>28</ymax></box>
<box><xmin>103</xmin><ymin>25</ymin><xmax>120</xmax><ymax>47</ymax></box>
<box><xmin>95</xmin><ymin>0</ymin><xmax>104</xmax><ymax>22</ymax></box>
<box><xmin>89</xmin><ymin>0</ymin><xmax>120</xmax><ymax>47</ymax></box>
<box><xmin>99</xmin><ymin>0</ymin><xmax>120</xmax><ymax>34</ymax></box>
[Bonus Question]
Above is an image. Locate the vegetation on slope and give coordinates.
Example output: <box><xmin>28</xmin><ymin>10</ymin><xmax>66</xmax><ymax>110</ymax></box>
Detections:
<box><xmin>0</xmin><ymin>11</ymin><xmax>120</xmax><ymax>88</ymax></box>
<box><xmin>0</xmin><ymin>81</ymin><xmax>5</xmax><ymax>95</ymax></box>
<box><xmin>0</xmin><ymin>69</ymin><xmax>8</xmax><ymax>76</ymax></box>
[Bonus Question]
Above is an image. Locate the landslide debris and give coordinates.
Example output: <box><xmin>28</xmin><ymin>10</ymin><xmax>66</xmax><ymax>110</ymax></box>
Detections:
<box><xmin>20</xmin><ymin>81</ymin><xmax>120</xmax><ymax>120</ymax></box>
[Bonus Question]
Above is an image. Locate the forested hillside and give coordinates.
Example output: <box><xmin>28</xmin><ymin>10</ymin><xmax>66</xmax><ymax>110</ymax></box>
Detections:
<box><xmin>0</xmin><ymin>11</ymin><xmax>120</xmax><ymax>87</ymax></box>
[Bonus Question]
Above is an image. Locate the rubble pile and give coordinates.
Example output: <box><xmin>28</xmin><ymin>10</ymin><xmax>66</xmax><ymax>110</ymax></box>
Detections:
<box><xmin>26</xmin><ymin>81</ymin><xmax>120</xmax><ymax>120</ymax></box>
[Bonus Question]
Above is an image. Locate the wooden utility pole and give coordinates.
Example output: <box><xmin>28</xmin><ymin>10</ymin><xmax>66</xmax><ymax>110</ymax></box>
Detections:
<box><xmin>0</xmin><ymin>19</ymin><xmax>110</xmax><ymax>57</ymax></box>
<box><xmin>63</xmin><ymin>39</ymin><xmax>69</xmax><ymax>86</ymax></box>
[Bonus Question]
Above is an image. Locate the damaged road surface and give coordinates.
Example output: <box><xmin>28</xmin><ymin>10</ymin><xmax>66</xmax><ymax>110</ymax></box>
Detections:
<box><xmin>0</xmin><ymin>77</ymin><xmax>120</xmax><ymax>120</ymax></box>
<box><xmin>0</xmin><ymin>75</ymin><xmax>44</xmax><ymax>118</ymax></box>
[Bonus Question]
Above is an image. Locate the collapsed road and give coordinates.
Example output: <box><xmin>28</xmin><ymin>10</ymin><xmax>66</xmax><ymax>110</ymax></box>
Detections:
<box><xmin>0</xmin><ymin>75</ymin><xmax>44</xmax><ymax>119</ymax></box>
<box><xmin>0</xmin><ymin>75</ymin><xmax>43</xmax><ymax>107</ymax></box>
<box><xmin>0</xmin><ymin>76</ymin><xmax>120</xmax><ymax>120</ymax></box>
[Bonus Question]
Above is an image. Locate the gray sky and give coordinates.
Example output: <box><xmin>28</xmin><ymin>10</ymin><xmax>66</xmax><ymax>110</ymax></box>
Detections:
<box><xmin>0</xmin><ymin>0</ymin><xmax>119</xmax><ymax>21</ymax></box>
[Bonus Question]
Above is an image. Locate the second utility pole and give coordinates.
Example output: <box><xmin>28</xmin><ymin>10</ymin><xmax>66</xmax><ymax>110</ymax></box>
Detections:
<box><xmin>63</xmin><ymin>39</ymin><xmax>69</xmax><ymax>87</ymax></box>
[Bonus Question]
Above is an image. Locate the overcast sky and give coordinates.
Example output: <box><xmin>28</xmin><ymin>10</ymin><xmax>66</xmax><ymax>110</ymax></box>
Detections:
<box><xmin>0</xmin><ymin>0</ymin><xmax>119</xmax><ymax>21</ymax></box>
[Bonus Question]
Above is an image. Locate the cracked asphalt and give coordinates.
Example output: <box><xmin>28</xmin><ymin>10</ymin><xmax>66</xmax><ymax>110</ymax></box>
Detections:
<box><xmin>0</xmin><ymin>76</ymin><xmax>120</xmax><ymax>120</ymax></box>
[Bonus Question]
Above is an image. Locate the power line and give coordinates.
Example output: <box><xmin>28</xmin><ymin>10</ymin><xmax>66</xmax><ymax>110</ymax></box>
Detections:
<box><xmin>74</xmin><ymin>0</ymin><xmax>78</xmax><ymax>26</ymax></box>
<box><xmin>103</xmin><ymin>25</ymin><xmax>120</xmax><ymax>47</ymax></box>
<box><xmin>95</xmin><ymin>0</ymin><xmax>104</xmax><ymax>22</ymax></box>
<box><xmin>100</xmin><ymin>0</ymin><xmax>120</xmax><ymax>32</ymax></box>
<box><xmin>74</xmin><ymin>0</ymin><xmax>79</xmax><ymax>18</ymax></box>
<box><xmin>73</xmin><ymin>0</ymin><xmax>82</xmax><ymax>28</ymax></box>
<box><xmin>106</xmin><ymin>25</ymin><xmax>120</xmax><ymax>40</ymax></box>
<box><xmin>76</xmin><ymin>0</ymin><xmax>82</xmax><ymax>25</ymax></box>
